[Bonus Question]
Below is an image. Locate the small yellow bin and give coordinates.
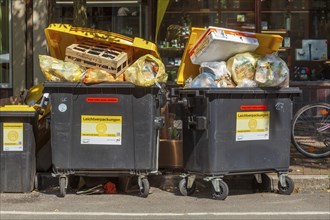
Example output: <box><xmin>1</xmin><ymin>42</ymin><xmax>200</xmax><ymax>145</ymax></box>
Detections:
<box><xmin>177</xmin><ymin>28</ymin><xmax>283</xmax><ymax>85</ymax></box>
<box><xmin>0</xmin><ymin>105</ymin><xmax>37</xmax><ymax>193</ymax></box>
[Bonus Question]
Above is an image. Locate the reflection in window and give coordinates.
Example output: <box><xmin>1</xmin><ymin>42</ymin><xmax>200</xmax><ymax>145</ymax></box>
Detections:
<box><xmin>54</xmin><ymin>3</ymin><xmax>144</xmax><ymax>38</ymax></box>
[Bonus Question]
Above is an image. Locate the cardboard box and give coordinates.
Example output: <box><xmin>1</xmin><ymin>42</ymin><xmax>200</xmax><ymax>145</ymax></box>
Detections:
<box><xmin>189</xmin><ymin>26</ymin><xmax>259</xmax><ymax>64</ymax></box>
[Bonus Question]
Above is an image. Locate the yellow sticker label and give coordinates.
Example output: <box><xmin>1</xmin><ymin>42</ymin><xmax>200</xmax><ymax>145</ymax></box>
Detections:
<box><xmin>81</xmin><ymin>115</ymin><xmax>122</xmax><ymax>145</ymax></box>
<box><xmin>3</xmin><ymin>123</ymin><xmax>23</xmax><ymax>151</ymax></box>
<box><xmin>236</xmin><ymin>111</ymin><xmax>270</xmax><ymax>141</ymax></box>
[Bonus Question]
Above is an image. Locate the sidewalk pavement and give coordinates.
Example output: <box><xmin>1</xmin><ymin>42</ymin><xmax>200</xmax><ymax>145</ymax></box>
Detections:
<box><xmin>36</xmin><ymin>144</ymin><xmax>329</xmax><ymax>195</ymax></box>
<box><xmin>149</xmin><ymin>144</ymin><xmax>329</xmax><ymax>194</ymax></box>
<box><xmin>269</xmin><ymin>144</ymin><xmax>330</xmax><ymax>192</ymax></box>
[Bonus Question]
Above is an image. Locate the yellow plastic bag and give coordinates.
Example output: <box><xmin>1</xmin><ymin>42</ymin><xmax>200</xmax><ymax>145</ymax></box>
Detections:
<box><xmin>83</xmin><ymin>68</ymin><xmax>124</xmax><ymax>84</ymax></box>
<box><xmin>227</xmin><ymin>52</ymin><xmax>260</xmax><ymax>85</ymax></box>
<box><xmin>124</xmin><ymin>54</ymin><xmax>167</xmax><ymax>87</ymax></box>
<box><xmin>39</xmin><ymin>55</ymin><xmax>85</xmax><ymax>82</ymax></box>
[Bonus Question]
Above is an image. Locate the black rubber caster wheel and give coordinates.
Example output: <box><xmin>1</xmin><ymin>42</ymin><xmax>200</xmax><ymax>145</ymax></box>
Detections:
<box><xmin>178</xmin><ymin>178</ymin><xmax>196</xmax><ymax>196</ymax></box>
<box><xmin>139</xmin><ymin>178</ymin><xmax>150</xmax><ymax>198</ymax></box>
<box><xmin>34</xmin><ymin>174</ymin><xmax>39</xmax><ymax>191</ymax></box>
<box><xmin>59</xmin><ymin>177</ymin><xmax>67</xmax><ymax>198</ymax></box>
<box><xmin>212</xmin><ymin>180</ymin><xmax>229</xmax><ymax>200</ymax></box>
<box><xmin>278</xmin><ymin>176</ymin><xmax>294</xmax><ymax>195</ymax></box>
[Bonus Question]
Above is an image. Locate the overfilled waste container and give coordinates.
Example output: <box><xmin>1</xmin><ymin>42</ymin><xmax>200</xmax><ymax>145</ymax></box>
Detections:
<box><xmin>44</xmin><ymin>82</ymin><xmax>164</xmax><ymax>197</ymax></box>
<box><xmin>0</xmin><ymin>105</ymin><xmax>38</xmax><ymax>192</ymax></box>
<box><xmin>172</xmin><ymin>87</ymin><xmax>300</xmax><ymax>200</ymax></box>
<box><xmin>171</xmin><ymin>27</ymin><xmax>301</xmax><ymax>200</ymax></box>
<box><xmin>41</xmin><ymin>24</ymin><xmax>165</xmax><ymax>197</ymax></box>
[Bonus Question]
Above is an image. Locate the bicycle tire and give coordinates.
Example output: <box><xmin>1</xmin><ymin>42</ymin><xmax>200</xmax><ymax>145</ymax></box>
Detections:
<box><xmin>291</xmin><ymin>103</ymin><xmax>330</xmax><ymax>158</ymax></box>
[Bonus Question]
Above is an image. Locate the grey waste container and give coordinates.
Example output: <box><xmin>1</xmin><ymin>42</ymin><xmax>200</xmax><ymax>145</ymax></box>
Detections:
<box><xmin>172</xmin><ymin>87</ymin><xmax>301</xmax><ymax>200</ymax></box>
<box><xmin>44</xmin><ymin>82</ymin><xmax>164</xmax><ymax>197</ymax></box>
<box><xmin>0</xmin><ymin>105</ymin><xmax>37</xmax><ymax>193</ymax></box>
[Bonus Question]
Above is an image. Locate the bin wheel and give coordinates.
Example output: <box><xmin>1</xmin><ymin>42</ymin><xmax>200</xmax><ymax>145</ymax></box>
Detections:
<box><xmin>212</xmin><ymin>180</ymin><xmax>229</xmax><ymax>200</ymax></box>
<box><xmin>278</xmin><ymin>176</ymin><xmax>294</xmax><ymax>195</ymax></box>
<box><xmin>59</xmin><ymin>177</ymin><xmax>67</xmax><ymax>198</ymax></box>
<box><xmin>179</xmin><ymin>178</ymin><xmax>196</xmax><ymax>196</ymax></box>
<box><xmin>139</xmin><ymin>178</ymin><xmax>150</xmax><ymax>198</ymax></box>
<box><xmin>34</xmin><ymin>174</ymin><xmax>39</xmax><ymax>191</ymax></box>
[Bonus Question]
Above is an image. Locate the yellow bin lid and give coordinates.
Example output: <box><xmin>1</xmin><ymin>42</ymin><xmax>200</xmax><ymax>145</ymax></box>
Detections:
<box><xmin>44</xmin><ymin>23</ymin><xmax>160</xmax><ymax>61</ymax></box>
<box><xmin>177</xmin><ymin>27</ymin><xmax>206</xmax><ymax>85</ymax></box>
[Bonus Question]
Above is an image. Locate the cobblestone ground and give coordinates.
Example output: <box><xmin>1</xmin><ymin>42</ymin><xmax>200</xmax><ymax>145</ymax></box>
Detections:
<box><xmin>290</xmin><ymin>144</ymin><xmax>330</xmax><ymax>175</ymax></box>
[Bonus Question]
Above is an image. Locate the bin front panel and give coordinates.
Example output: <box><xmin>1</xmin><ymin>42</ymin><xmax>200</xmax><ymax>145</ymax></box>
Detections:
<box><xmin>50</xmin><ymin>91</ymin><xmax>135</xmax><ymax>170</ymax></box>
<box><xmin>183</xmin><ymin>94</ymin><xmax>293</xmax><ymax>175</ymax></box>
<box><xmin>47</xmin><ymin>84</ymin><xmax>159</xmax><ymax>172</ymax></box>
<box><xmin>0</xmin><ymin>123</ymin><xmax>36</xmax><ymax>192</ymax></box>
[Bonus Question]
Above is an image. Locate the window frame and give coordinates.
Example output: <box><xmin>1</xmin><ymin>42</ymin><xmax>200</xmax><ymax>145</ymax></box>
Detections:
<box><xmin>0</xmin><ymin>0</ymin><xmax>12</xmax><ymax>89</ymax></box>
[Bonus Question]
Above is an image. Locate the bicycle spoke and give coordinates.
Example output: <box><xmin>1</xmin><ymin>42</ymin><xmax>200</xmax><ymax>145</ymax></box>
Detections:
<box><xmin>292</xmin><ymin>103</ymin><xmax>330</xmax><ymax>158</ymax></box>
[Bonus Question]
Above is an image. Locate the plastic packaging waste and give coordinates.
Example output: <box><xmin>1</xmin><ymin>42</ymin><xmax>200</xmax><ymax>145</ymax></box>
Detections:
<box><xmin>199</xmin><ymin>61</ymin><xmax>235</xmax><ymax>88</ymax></box>
<box><xmin>83</xmin><ymin>68</ymin><xmax>124</xmax><ymax>84</ymax></box>
<box><xmin>227</xmin><ymin>52</ymin><xmax>260</xmax><ymax>85</ymax></box>
<box><xmin>190</xmin><ymin>72</ymin><xmax>217</xmax><ymax>88</ymax></box>
<box><xmin>39</xmin><ymin>55</ymin><xmax>85</xmax><ymax>82</ymax></box>
<box><xmin>124</xmin><ymin>54</ymin><xmax>167</xmax><ymax>87</ymax></box>
<box><xmin>236</xmin><ymin>79</ymin><xmax>258</xmax><ymax>88</ymax></box>
<box><xmin>255</xmin><ymin>54</ymin><xmax>289</xmax><ymax>87</ymax></box>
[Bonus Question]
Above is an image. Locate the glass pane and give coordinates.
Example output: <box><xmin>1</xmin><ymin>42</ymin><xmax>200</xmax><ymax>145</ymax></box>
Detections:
<box><xmin>0</xmin><ymin>0</ymin><xmax>11</xmax><ymax>88</ymax></box>
<box><xmin>55</xmin><ymin>3</ymin><xmax>144</xmax><ymax>38</ymax></box>
<box><xmin>262</xmin><ymin>0</ymin><xmax>330</xmax><ymax>81</ymax></box>
<box><xmin>158</xmin><ymin>0</ymin><xmax>255</xmax><ymax>83</ymax></box>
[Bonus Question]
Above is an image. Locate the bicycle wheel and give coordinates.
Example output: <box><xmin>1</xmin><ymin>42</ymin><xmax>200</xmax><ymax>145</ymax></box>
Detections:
<box><xmin>292</xmin><ymin>103</ymin><xmax>330</xmax><ymax>158</ymax></box>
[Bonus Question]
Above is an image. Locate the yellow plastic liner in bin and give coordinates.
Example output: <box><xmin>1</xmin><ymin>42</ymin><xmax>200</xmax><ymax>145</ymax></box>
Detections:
<box><xmin>177</xmin><ymin>28</ymin><xmax>283</xmax><ymax>85</ymax></box>
<box><xmin>44</xmin><ymin>23</ymin><xmax>160</xmax><ymax>62</ymax></box>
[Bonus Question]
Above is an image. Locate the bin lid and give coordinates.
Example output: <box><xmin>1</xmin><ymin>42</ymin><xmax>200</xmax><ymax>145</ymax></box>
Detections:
<box><xmin>0</xmin><ymin>105</ymin><xmax>37</xmax><ymax>118</ymax></box>
<box><xmin>0</xmin><ymin>105</ymin><xmax>36</xmax><ymax>112</ymax></box>
<box><xmin>44</xmin><ymin>23</ymin><xmax>160</xmax><ymax>61</ymax></box>
<box><xmin>177</xmin><ymin>27</ymin><xmax>206</xmax><ymax>85</ymax></box>
<box><xmin>177</xmin><ymin>28</ymin><xmax>284</xmax><ymax>85</ymax></box>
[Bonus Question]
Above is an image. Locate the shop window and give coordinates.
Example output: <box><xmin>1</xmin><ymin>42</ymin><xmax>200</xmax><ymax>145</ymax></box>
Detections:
<box><xmin>158</xmin><ymin>0</ymin><xmax>330</xmax><ymax>83</ymax></box>
<box><xmin>157</xmin><ymin>0</ymin><xmax>256</xmax><ymax>83</ymax></box>
<box><xmin>54</xmin><ymin>0</ymin><xmax>147</xmax><ymax>39</ymax></box>
<box><xmin>261</xmin><ymin>0</ymin><xmax>330</xmax><ymax>81</ymax></box>
<box><xmin>0</xmin><ymin>0</ymin><xmax>11</xmax><ymax>88</ymax></box>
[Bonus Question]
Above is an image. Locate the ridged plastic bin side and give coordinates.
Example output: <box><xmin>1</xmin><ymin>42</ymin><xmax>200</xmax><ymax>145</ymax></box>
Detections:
<box><xmin>0</xmin><ymin>110</ymin><xmax>37</xmax><ymax>193</ymax></box>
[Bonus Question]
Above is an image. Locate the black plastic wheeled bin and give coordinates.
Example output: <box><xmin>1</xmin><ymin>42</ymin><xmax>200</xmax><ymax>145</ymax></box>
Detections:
<box><xmin>43</xmin><ymin>82</ymin><xmax>164</xmax><ymax>197</ymax></box>
<box><xmin>0</xmin><ymin>105</ymin><xmax>38</xmax><ymax>193</ymax></box>
<box><xmin>172</xmin><ymin>87</ymin><xmax>301</xmax><ymax>200</ymax></box>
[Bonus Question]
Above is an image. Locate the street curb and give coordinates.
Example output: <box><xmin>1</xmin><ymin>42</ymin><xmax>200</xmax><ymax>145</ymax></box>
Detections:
<box><xmin>266</xmin><ymin>174</ymin><xmax>330</xmax><ymax>192</ymax></box>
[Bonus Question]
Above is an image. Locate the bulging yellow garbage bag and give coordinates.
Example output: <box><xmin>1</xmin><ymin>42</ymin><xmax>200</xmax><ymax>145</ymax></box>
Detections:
<box><xmin>39</xmin><ymin>55</ymin><xmax>85</xmax><ymax>82</ymax></box>
<box><xmin>124</xmin><ymin>54</ymin><xmax>167</xmax><ymax>87</ymax></box>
